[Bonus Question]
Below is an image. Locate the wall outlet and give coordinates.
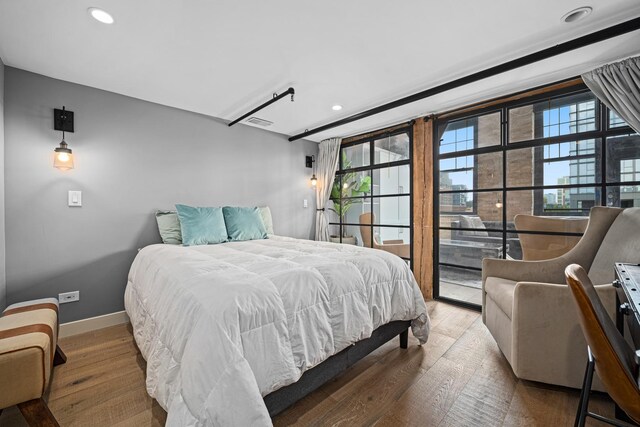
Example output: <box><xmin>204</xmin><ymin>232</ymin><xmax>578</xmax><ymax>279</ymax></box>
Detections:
<box><xmin>59</xmin><ymin>291</ymin><xmax>80</xmax><ymax>304</ymax></box>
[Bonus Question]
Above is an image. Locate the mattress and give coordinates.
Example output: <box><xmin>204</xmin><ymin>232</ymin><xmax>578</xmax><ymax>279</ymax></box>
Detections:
<box><xmin>125</xmin><ymin>235</ymin><xmax>430</xmax><ymax>426</ymax></box>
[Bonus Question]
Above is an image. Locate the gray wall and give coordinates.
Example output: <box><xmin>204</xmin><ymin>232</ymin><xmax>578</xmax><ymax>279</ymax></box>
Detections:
<box><xmin>4</xmin><ymin>68</ymin><xmax>318</xmax><ymax>322</ymax></box>
<box><xmin>0</xmin><ymin>58</ymin><xmax>5</xmax><ymax>310</ymax></box>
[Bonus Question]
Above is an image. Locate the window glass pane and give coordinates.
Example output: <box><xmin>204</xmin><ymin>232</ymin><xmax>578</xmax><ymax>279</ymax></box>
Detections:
<box><xmin>328</xmin><ymin>223</ymin><xmax>341</xmax><ymax>241</ymax></box>
<box><xmin>476</xmin><ymin>112</ymin><xmax>502</xmax><ymax>148</ymax></box>
<box><xmin>331</xmin><ymin>171</ymin><xmax>371</xmax><ymax>200</ymax></box>
<box><xmin>439</xmin><ymin>230</ymin><xmax>504</xmax><ymax>269</ymax></box>
<box><xmin>372</xmin><ymin>165</ymin><xmax>410</xmax><ymax>195</ymax></box>
<box><xmin>373</xmin><ymin>196</ymin><xmax>409</xmax><ymax>226</ymax></box>
<box><xmin>506</xmin><ymin>139</ymin><xmax>600</xmax><ymax>188</ymax></box>
<box><xmin>508</xmin><ymin>92</ymin><xmax>598</xmax><ymax>143</ymax></box>
<box><xmin>439</xmin><ymin>190</ymin><xmax>503</xmax><ymax>224</ymax></box>
<box><xmin>439</xmin><ymin>112</ymin><xmax>500</xmax><ymax>155</ymax></box>
<box><xmin>342</xmin><ymin>198</ymin><xmax>370</xmax><ymax>226</ymax></box>
<box><xmin>438</xmin><ymin>265</ymin><xmax>482</xmax><ymax>305</ymax></box>
<box><xmin>440</xmin><ymin>191</ymin><xmax>473</xmax><ymax>214</ymax></box>
<box><xmin>326</xmin><ymin>205</ymin><xmax>340</xmax><ymax>224</ymax></box>
<box><xmin>440</xmin><ymin>215</ymin><xmax>502</xmax><ymax>251</ymax></box>
<box><xmin>606</xmin><ymin>134</ymin><xmax>640</xmax><ymax>183</ymax></box>
<box><xmin>609</xmin><ymin>110</ymin><xmax>628</xmax><ymax>128</ymax></box>
<box><xmin>372</xmin><ymin>227</ymin><xmax>410</xmax><ymax>259</ymax></box>
<box><xmin>440</xmin><ymin>152</ymin><xmax>502</xmax><ymax>191</ymax></box>
<box><xmin>332</xmin><ymin>225</ymin><xmax>364</xmax><ymax>246</ymax></box>
<box><xmin>374</xmin><ymin>133</ymin><xmax>409</xmax><ymax>164</ymax></box>
<box><xmin>439</xmin><ymin>118</ymin><xmax>476</xmax><ymax>154</ymax></box>
<box><xmin>341</xmin><ymin>143</ymin><xmax>370</xmax><ymax>169</ymax></box>
<box><xmin>606</xmin><ymin>185</ymin><xmax>640</xmax><ymax>208</ymax></box>
<box><xmin>330</xmin><ymin>170</ymin><xmax>371</xmax><ymax>226</ymax></box>
<box><xmin>506</xmin><ymin>187</ymin><xmax>599</xmax><ymax>220</ymax></box>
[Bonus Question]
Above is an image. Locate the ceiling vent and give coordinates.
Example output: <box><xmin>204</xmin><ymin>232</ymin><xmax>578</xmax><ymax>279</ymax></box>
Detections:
<box><xmin>245</xmin><ymin>117</ymin><xmax>273</xmax><ymax>127</ymax></box>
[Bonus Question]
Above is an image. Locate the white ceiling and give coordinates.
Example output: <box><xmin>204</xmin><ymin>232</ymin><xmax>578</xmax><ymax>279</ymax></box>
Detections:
<box><xmin>1</xmin><ymin>0</ymin><xmax>639</xmax><ymax>142</ymax></box>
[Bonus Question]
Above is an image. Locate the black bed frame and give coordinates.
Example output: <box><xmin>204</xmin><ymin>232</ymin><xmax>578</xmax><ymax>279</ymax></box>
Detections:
<box><xmin>263</xmin><ymin>320</ymin><xmax>411</xmax><ymax>417</ymax></box>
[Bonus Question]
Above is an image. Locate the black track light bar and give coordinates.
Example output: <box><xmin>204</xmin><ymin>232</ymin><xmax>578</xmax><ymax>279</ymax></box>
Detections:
<box><xmin>229</xmin><ymin>87</ymin><xmax>295</xmax><ymax>127</ymax></box>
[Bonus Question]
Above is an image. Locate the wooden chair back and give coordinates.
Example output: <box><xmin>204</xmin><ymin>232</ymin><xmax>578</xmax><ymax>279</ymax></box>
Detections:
<box><xmin>359</xmin><ymin>212</ymin><xmax>373</xmax><ymax>248</ymax></box>
<box><xmin>565</xmin><ymin>264</ymin><xmax>640</xmax><ymax>423</ymax></box>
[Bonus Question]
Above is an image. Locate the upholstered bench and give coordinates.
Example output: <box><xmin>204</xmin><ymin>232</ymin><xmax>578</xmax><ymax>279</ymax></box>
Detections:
<box><xmin>0</xmin><ymin>298</ymin><xmax>66</xmax><ymax>426</ymax></box>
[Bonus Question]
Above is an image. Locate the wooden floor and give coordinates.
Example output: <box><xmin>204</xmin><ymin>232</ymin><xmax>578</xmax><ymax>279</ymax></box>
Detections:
<box><xmin>0</xmin><ymin>301</ymin><xmax>614</xmax><ymax>426</ymax></box>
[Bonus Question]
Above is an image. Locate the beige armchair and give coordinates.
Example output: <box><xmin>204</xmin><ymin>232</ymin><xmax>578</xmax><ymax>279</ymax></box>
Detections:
<box><xmin>359</xmin><ymin>213</ymin><xmax>410</xmax><ymax>259</ymax></box>
<box><xmin>482</xmin><ymin>207</ymin><xmax>640</xmax><ymax>390</ymax></box>
<box><xmin>514</xmin><ymin>214</ymin><xmax>588</xmax><ymax>260</ymax></box>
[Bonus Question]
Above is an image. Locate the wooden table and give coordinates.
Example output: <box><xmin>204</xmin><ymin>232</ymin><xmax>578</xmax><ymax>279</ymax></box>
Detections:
<box><xmin>613</xmin><ymin>262</ymin><xmax>640</xmax><ymax>423</ymax></box>
<box><xmin>614</xmin><ymin>263</ymin><xmax>640</xmax><ymax>352</ymax></box>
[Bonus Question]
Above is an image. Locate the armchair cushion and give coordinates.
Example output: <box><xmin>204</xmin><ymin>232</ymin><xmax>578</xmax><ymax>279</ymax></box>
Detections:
<box><xmin>589</xmin><ymin>208</ymin><xmax>640</xmax><ymax>285</ymax></box>
<box><xmin>485</xmin><ymin>277</ymin><xmax>517</xmax><ymax>319</ymax></box>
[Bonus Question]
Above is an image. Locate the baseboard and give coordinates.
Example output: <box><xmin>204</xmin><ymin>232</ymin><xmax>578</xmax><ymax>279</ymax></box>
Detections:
<box><xmin>59</xmin><ymin>310</ymin><xmax>130</xmax><ymax>338</ymax></box>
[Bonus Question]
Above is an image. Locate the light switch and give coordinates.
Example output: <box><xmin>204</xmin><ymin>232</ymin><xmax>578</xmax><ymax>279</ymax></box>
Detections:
<box><xmin>303</xmin><ymin>199</ymin><xmax>308</xmax><ymax>208</ymax></box>
<box><xmin>68</xmin><ymin>190</ymin><xmax>82</xmax><ymax>207</ymax></box>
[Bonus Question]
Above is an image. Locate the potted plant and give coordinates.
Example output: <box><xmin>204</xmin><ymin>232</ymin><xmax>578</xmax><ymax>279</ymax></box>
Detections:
<box><xmin>329</xmin><ymin>153</ymin><xmax>372</xmax><ymax>244</ymax></box>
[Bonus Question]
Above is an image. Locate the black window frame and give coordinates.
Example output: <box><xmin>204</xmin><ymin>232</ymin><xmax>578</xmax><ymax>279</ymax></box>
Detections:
<box><xmin>434</xmin><ymin>83</ymin><xmax>639</xmax><ymax>311</ymax></box>
<box><xmin>329</xmin><ymin>126</ymin><xmax>413</xmax><ymax>264</ymax></box>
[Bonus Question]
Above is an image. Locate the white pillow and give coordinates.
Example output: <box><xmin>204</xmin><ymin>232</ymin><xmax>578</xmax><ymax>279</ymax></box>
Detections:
<box><xmin>258</xmin><ymin>206</ymin><xmax>274</xmax><ymax>234</ymax></box>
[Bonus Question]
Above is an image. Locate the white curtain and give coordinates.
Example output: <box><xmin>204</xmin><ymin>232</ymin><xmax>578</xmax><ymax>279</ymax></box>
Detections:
<box><xmin>315</xmin><ymin>138</ymin><xmax>341</xmax><ymax>241</ymax></box>
<box><xmin>582</xmin><ymin>56</ymin><xmax>640</xmax><ymax>134</ymax></box>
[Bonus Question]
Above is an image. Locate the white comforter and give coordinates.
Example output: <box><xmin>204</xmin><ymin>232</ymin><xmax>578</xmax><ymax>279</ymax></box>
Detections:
<box><xmin>125</xmin><ymin>235</ymin><xmax>430</xmax><ymax>426</ymax></box>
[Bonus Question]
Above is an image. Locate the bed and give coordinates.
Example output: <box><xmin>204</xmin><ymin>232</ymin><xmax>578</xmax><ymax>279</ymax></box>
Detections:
<box><xmin>125</xmin><ymin>235</ymin><xmax>430</xmax><ymax>426</ymax></box>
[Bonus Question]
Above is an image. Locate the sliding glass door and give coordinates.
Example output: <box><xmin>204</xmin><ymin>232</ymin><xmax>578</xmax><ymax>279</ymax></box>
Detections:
<box><xmin>328</xmin><ymin>127</ymin><xmax>413</xmax><ymax>265</ymax></box>
<box><xmin>434</xmin><ymin>85</ymin><xmax>640</xmax><ymax>308</ymax></box>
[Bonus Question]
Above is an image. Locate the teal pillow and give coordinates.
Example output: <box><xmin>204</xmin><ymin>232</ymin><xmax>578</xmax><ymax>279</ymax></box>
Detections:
<box><xmin>155</xmin><ymin>211</ymin><xmax>182</xmax><ymax>244</ymax></box>
<box><xmin>223</xmin><ymin>206</ymin><xmax>268</xmax><ymax>241</ymax></box>
<box><xmin>175</xmin><ymin>204</ymin><xmax>228</xmax><ymax>246</ymax></box>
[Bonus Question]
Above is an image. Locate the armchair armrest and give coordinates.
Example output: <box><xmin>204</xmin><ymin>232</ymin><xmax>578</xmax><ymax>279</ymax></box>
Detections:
<box><xmin>482</xmin><ymin>256</ymin><xmax>572</xmax><ymax>286</ymax></box>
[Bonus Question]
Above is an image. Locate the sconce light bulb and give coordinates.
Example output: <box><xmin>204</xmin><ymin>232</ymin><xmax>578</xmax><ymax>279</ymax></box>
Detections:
<box><xmin>57</xmin><ymin>152</ymin><xmax>70</xmax><ymax>162</ymax></box>
<box><xmin>310</xmin><ymin>175</ymin><xmax>317</xmax><ymax>187</ymax></box>
<box><xmin>343</xmin><ymin>183</ymin><xmax>349</xmax><ymax>189</ymax></box>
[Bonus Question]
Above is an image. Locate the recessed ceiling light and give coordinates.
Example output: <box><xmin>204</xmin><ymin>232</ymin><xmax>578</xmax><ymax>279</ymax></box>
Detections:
<box><xmin>562</xmin><ymin>7</ymin><xmax>592</xmax><ymax>23</ymax></box>
<box><xmin>332</xmin><ymin>105</ymin><xmax>343</xmax><ymax>111</ymax></box>
<box><xmin>88</xmin><ymin>7</ymin><xmax>114</xmax><ymax>24</ymax></box>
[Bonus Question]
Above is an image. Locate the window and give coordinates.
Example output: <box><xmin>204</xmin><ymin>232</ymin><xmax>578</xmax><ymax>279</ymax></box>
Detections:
<box><xmin>435</xmin><ymin>86</ymin><xmax>639</xmax><ymax>308</ymax></box>
<box><xmin>329</xmin><ymin>129</ymin><xmax>412</xmax><ymax>263</ymax></box>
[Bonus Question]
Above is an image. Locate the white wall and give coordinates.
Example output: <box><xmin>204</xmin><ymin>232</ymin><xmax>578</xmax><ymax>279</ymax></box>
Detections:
<box><xmin>4</xmin><ymin>67</ymin><xmax>318</xmax><ymax>322</ymax></box>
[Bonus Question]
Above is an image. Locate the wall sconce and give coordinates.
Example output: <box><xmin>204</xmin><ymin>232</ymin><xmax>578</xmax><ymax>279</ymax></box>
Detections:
<box><xmin>495</xmin><ymin>196</ymin><xmax>503</xmax><ymax>209</ymax></box>
<box><xmin>306</xmin><ymin>155</ymin><xmax>317</xmax><ymax>187</ymax></box>
<box><xmin>53</xmin><ymin>106</ymin><xmax>75</xmax><ymax>170</ymax></box>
